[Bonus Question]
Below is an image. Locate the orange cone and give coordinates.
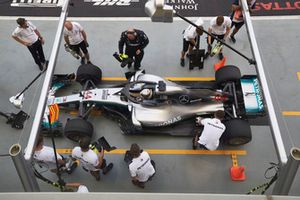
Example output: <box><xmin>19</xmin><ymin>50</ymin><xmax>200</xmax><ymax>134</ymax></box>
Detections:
<box><xmin>214</xmin><ymin>56</ymin><xmax>227</xmax><ymax>71</ymax></box>
<box><xmin>230</xmin><ymin>166</ymin><xmax>246</xmax><ymax>181</ymax></box>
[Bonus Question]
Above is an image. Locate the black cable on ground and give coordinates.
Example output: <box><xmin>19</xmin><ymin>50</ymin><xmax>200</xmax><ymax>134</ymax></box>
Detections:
<box><xmin>246</xmin><ymin>162</ymin><xmax>279</xmax><ymax>195</ymax></box>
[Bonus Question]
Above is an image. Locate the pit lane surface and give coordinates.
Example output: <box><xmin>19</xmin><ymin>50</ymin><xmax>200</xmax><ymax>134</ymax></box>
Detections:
<box><xmin>0</xmin><ymin>15</ymin><xmax>300</xmax><ymax>194</ymax></box>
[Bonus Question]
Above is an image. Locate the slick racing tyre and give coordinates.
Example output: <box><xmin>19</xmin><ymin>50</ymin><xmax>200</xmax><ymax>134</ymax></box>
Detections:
<box><xmin>64</xmin><ymin>118</ymin><xmax>94</xmax><ymax>142</ymax></box>
<box><xmin>76</xmin><ymin>63</ymin><xmax>102</xmax><ymax>86</ymax></box>
<box><xmin>222</xmin><ymin>118</ymin><xmax>252</xmax><ymax>145</ymax></box>
<box><xmin>215</xmin><ymin>65</ymin><xmax>241</xmax><ymax>86</ymax></box>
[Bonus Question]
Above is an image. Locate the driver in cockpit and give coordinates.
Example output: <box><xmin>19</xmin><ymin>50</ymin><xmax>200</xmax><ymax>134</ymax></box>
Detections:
<box><xmin>140</xmin><ymin>89</ymin><xmax>153</xmax><ymax>100</ymax></box>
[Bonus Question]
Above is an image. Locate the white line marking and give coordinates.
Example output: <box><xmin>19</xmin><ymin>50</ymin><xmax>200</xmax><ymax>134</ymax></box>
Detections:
<box><xmin>0</xmin><ymin>15</ymin><xmax>299</xmax><ymax>21</ymax></box>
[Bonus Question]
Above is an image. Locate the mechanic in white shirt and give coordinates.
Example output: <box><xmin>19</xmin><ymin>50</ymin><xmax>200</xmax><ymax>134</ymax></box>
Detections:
<box><xmin>180</xmin><ymin>17</ymin><xmax>204</xmax><ymax>67</ymax></box>
<box><xmin>205</xmin><ymin>16</ymin><xmax>232</xmax><ymax>60</ymax></box>
<box><xmin>72</xmin><ymin>137</ymin><xmax>113</xmax><ymax>181</ymax></box>
<box><xmin>128</xmin><ymin>143</ymin><xmax>156</xmax><ymax>188</ymax></box>
<box><xmin>64</xmin><ymin>21</ymin><xmax>91</xmax><ymax>65</ymax></box>
<box><xmin>193</xmin><ymin>110</ymin><xmax>226</xmax><ymax>150</ymax></box>
<box><xmin>63</xmin><ymin>182</ymin><xmax>89</xmax><ymax>193</ymax></box>
<box><xmin>12</xmin><ymin>18</ymin><xmax>47</xmax><ymax>71</ymax></box>
<box><xmin>33</xmin><ymin>136</ymin><xmax>65</xmax><ymax>172</ymax></box>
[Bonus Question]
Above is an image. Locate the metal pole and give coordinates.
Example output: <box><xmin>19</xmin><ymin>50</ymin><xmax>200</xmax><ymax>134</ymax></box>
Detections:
<box><xmin>9</xmin><ymin>144</ymin><xmax>40</xmax><ymax>192</ymax></box>
<box><xmin>273</xmin><ymin>147</ymin><xmax>300</xmax><ymax>195</ymax></box>
<box><xmin>24</xmin><ymin>0</ymin><xmax>70</xmax><ymax>161</ymax></box>
<box><xmin>240</xmin><ymin>0</ymin><xmax>288</xmax><ymax>165</ymax></box>
<box><xmin>174</xmin><ymin>12</ymin><xmax>255</xmax><ymax>64</ymax></box>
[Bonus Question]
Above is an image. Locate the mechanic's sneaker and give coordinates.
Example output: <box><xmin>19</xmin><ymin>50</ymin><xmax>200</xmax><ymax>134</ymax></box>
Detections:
<box><xmin>180</xmin><ymin>58</ymin><xmax>185</xmax><ymax>67</ymax></box>
<box><xmin>67</xmin><ymin>73</ymin><xmax>76</xmax><ymax>81</ymax></box>
<box><xmin>204</xmin><ymin>52</ymin><xmax>210</xmax><ymax>60</ymax></box>
<box><xmin>81</xmin><ymin>57</ymin><xmax>86</xmax><ymax>65</ymax></box>
<box><xmin>218</xmin><ymin>53</ymin><xmax>224</xmax><ymax>60</ymax></box>
<box><xmin>230</xmin><ymin>35</ymin><xmax>236</xmax><ymax>43</ymax></box>
<box><xmin>192</xmin><ymin>135</ymin><xmax>198</xmax><ymax>150</ymax></box>
<box><xmin>38</xmin><ymin>64</ymin><xmax>43</xmax><ymax>71</ymax></box>
<box><xmin>102</xmin><ymin>163</ymin><xmax>113</xmax><ymax>175</ymax></box>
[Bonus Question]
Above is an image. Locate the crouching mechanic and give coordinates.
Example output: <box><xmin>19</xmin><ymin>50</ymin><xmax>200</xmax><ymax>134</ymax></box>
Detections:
<box><xmin>128</xmin><ymin>144</ymin><xmax>156</xmax><ymax>188</ymax></box>
<box><xmin>72</xmin><ymin>137</ymin><xmax>113</xmax><ymax>181</ymax></box>
<box><xmin>118</xmin><ymin>28</ymin><xmax>149</xmax><ymax>70</ymax></box>
<box><xmin>193</xmin><ymin>110</ymin><xmax>226</xmax><ymax>150</ymax></box>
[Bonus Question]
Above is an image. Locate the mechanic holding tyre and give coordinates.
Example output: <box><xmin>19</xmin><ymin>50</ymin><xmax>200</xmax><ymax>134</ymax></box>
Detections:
<box><xmin>71</xmin><ymin>137</ymin><xmax>113</xmax><ymax>181</ymax></box>
<box><xmin>193</xmin><ymin>110</ymin><xmax>226</xmax><ymax>150</ymax></box>
<box><xmin>204</xmin><ymin>16</ymin><xmax>232</xmax><ymax>60</ymax></box>
<box><xmin>118</xmin><ymin>28</ymin><xmax>149</xmax><ymax>70</ymax></box>
<box><xmin>64</xmin><ymin>21</ymin><xmax>91</xmax><ymax>65</ymax></box>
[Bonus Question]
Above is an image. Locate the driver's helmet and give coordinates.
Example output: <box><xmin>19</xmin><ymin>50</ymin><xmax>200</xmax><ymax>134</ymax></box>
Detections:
<box><xmin>140</xmin><ymin>89</ymin><xmax>153</xmax><ymax>99</ymax></box>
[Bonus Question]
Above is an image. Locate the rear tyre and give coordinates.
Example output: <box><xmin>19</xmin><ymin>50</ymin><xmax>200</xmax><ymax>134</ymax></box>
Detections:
<box><xmin>222</xmin><ymin>118</ymin><xmax>252</xmax><ymax>145</ymax></box>
<box><xmin>76</xmin><ymin>63</ymin><xmax>102</xmax><ymax>85</ymax></box>
<box><xmin>215</xmin><ymin>65</ymin><xmax>241</xmax><ymax>86</ymax></box>
<box><xmin>64</xmin><ymin>118</ymin><xmax>94</xmax><ymax>142</ymax></box>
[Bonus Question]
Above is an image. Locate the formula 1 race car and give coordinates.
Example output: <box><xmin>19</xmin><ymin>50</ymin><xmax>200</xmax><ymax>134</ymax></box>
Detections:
<box><xmin>42</xmin><ymin>63</ymin><xmax>265</xmax><ymax>146</ymax></box>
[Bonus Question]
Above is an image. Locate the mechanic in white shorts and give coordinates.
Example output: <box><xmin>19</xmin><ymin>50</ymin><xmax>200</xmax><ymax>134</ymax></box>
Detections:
<box><xmin>64</xmin><ymin>21</ymin><xmax>91</xmax><ymax>64</ymax></box>
<box><xmin>72</xmin><ymin>137</ymin><xmax>113</xmax><ymax>181</ymax></box>
<box><xmin>193</xmin><ymin>110</ymin><xmax>226</xmax><ymax>150</ymax></box>
<box><xmin>205</xmin><ymin>16</ymin><xmax>232</xmax><ymax>60</ymax></box>
<box><xmin>128</xmin><ymin>143</ymin><xmax>156</xmax><ymax>188</ymax></box>
<box><xmin>32</xmin><ymin>136</ymin><xmax>66</xmax><ymax>172</ymax></box>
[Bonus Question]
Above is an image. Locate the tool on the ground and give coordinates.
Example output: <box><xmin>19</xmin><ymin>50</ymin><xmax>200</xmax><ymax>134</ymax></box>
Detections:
<box><xmin>0</xmin><ymin>110</ymin><xmax>29</xmax><ymax>129</ymax></box>
<box><xmin>113</xmin><ymin>52</ymin><xmax>134</xmax><ymax>68</ymax></box>
<box><xmin>210</xmin><ymin>41</ymin><xmax>224</xmax><ymax>57</ymax></box>
<box><xmin>64</xmin><ymin>43</ymin><xmax>81</xmax><ymax>59</ymax></box>
<box><xmin>189</xmin><ymin>35</ymin><xmax>205</xmax><ymax>70</ymax></box>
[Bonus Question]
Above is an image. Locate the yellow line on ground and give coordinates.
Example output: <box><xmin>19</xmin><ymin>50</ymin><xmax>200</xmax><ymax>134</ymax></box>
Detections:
<box><xmin>101</xmin><ymin>77</ymin><xmax>215</xmax><ymax>81</ymax></box>
<box><xmin>102</xmin><ymin>77</ymin><xmax>127</xmax><ymax>81</ymax></box>
<box><xmin>165</xmin><ymin>77</ymin><xmax>215</xmax><ymax>81</ymax></box>
<box><xmin>282</xmin><ymin>111</ymin><xmax>300</xmax><ymax>116</ymax></box>
<box><xmin>297</xmin><ymin>72</ymin><xmax>300</xmax><ymax>80</ymax></box>
<box><xmin>57</xmin><ymin>149</ymin><xmax>246</xmax><ymax>155</ymax></box>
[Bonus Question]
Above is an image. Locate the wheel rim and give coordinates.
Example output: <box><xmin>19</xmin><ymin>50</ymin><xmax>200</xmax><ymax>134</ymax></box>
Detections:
<box><xmin>67</xmin><ymin>133</ymin><xmax>82</xmax><ymax>142</ymax></box>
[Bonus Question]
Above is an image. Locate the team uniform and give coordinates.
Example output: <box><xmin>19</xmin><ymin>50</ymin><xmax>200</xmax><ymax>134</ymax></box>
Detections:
<box><xmin>118</xmin><ymin>29</ymin><xmax>149</xmax><ymax>70</ymax></box>
<box><xmin>129</xmin><ymin>151</ymin><xmax>156</xmax><ymax>183</ymax></box>
<box><xmin>12</xmin><ymin>21</ymin><xmax>46</xmax><ymax>70</ymax></box>
<box><xmin>182</xmin><ymin>18</ymin><xmax>204</xmax><ymax>52</ymax></box>
<box><xmin>197</xmin><ymin>118</ymin><xmax>226</xmax><ymax>150</ymax></box>
<box><xmin>209</xmin><ymin>16</ymin><xmax>232</xmax><ymax>43</ymax></box>
<box><xmin>33</xmin><ymin>145</ymin><xmax>63</xmax><ymax>170</ymax></box>
<box><xmin>64</xmin><ymin>22</ymin><xmax>88</xmax><ymax>57</ymax></box>
<box><xmin>231</xmin><ymin>0</ymin><xmax>256</xmax><ymax>29</ymax></box>
<box><xmin>72</xmin><ymin>147</ymin><xmax>111</xmax><ymax>180</ymax></box>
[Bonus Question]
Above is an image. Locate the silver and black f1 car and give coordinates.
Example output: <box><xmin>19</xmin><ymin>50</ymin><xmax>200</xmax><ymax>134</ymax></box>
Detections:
<box><xmin>43</xmin><ymin>64</ymin><xmax>265</xmax><ymax>146</ymax></box>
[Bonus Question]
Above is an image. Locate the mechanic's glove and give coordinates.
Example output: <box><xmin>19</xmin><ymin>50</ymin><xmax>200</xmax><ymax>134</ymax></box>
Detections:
<box><xmin>120</xmin><ymin>53</ymin><xmax>128</xmax><ymax>59</ymax></box>
<box><xmin>195</xmin><ymin>117</ymin><xmax>202</xmax><ymax>126</ymax></box>
<box><xmin>57</xmin><ymin>179</ymin><xmax>66</xmax><ymax>187</ymax></box>
<box><xmin>85</xmin><ymin>41</ymin><xmax>89</xmax><ymax>47</ymax></box>
<box><xmin>207</xmin><ymin>44</ymin><xmax>212</xmax><ymax>53</ymax></box>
